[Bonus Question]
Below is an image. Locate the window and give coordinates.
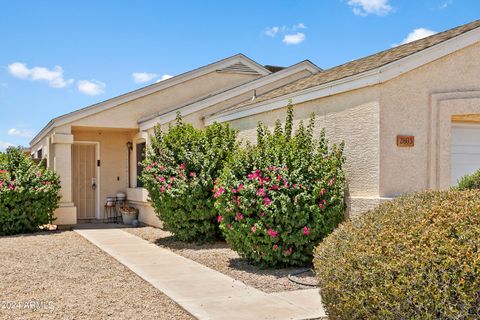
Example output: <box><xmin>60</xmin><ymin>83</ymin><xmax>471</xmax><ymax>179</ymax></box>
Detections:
<box><xmin>37</xmin><ymin>149</ymin><xmax>43</xmax><ymax>159</ymax></box>
<box><xmin>136</xmin><ymin>142</ymin><xmax>146</xmax><ymax>187</ymax></box>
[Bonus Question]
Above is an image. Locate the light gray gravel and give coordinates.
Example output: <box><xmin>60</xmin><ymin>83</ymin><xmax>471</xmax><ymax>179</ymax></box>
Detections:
<box><xmin>125</xmin><ymin>226</ymin><xmax>317</xmax><ymax>293</ymax></box>
<box><xmin>0</xmin><ymin>231</ymin><xmax>193</xmax><ymax>320</ymax></box>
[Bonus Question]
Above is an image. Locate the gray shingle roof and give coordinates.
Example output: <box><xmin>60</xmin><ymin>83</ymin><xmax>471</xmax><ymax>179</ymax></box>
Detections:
<box><xmin>233</xmin><ymin>19</ymin><xmax>480</xmax><ymax>110</ymax></box>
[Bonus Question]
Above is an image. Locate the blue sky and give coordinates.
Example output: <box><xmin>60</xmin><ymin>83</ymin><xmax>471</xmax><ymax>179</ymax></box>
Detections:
<box><xmin>0</xmin><ymin>0</ymin><xmax>478</xmax><ymax>149</ymax></box>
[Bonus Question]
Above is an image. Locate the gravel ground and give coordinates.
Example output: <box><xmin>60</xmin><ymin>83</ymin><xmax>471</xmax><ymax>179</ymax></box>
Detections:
<box><xmin>125</xmin><ymin>226</ymin><xmax>317</xmax><ymax>293</ymax></box>
<box><xmin>0</xmin><ymin>231</ymin><xmax>193</xmax><ymax>320</ymax></box>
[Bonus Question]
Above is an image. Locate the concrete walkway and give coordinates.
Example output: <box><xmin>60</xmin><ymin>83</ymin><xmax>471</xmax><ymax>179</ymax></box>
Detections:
<box><xmin>74</xmin><ymin>227</ymin><xmax>326</xmax><ymax>320</ymax></box>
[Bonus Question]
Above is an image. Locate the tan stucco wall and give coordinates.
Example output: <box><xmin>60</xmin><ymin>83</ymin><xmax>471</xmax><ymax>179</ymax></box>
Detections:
<box><xmin>73</xmin><ymin>128</ymin><xmax>136</xmax><ymax>218</ymax></box>
<box><xmin>72</xmin><ymin>71</ymin><xmax>259</xmax><ymax>129</ymax></box>
<box><xmin>379</xmin><ymin>42</ymin><xmax>480</xmax><ymax>197</ymax></box>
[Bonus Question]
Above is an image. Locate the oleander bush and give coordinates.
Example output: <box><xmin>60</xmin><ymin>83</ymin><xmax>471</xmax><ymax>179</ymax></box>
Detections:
<box><xmin>314</xmin><ymin>190</ymin><xmax>480</xmax><ymax>320</ymax></box>
<box><xmin>456</xmin><ymin>168</ymin><xmax>480</xmax><ymax>190</ymax></box>
<box><xmin>141</xmin><ymin>115</ymin><xmax>238</xmax><ymax>242</ymax></box>
<box><xmin>0</xmin><ymin>147</ymin><xmax>60</xmax><ymax>236</ymax></box>
<box><xmin>214</xmin><ymin>104</ymin><xmax>346</xmax><ymax>267</ymax></box>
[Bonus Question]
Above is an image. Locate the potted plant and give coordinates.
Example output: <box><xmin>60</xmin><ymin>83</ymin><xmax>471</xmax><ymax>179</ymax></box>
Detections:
<box><xmin>119</xmin><ymin>206</ymin><xmax>138</xmax><ymax>225</ymax></box>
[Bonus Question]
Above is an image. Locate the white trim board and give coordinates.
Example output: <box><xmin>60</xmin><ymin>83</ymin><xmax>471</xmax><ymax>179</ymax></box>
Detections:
<box><xmin>205</xmin><ymin>26</ymin><xmax>480</xmax><ymax>125</ymax></box>
<box><xmin>30</xmin><ymin>54</ymin><xmax>270</xmax><ymax>146</ymax></box>
<box><xmin>138</xmin><ymin>60</ymin><xmax>321</xmax><ymax>130</ymax></box>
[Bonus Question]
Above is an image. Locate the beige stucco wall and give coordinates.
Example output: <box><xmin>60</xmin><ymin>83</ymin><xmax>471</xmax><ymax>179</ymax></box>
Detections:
<box><xmin>72</xmin><ymin>71</ymin><xmax>259</xmax><ymax>129</ymax></box>
<box><xmin>227</xmin><ymin>86</ymin><xmax>381</xmax><ymax>215</ymax></box>
<box><xmin>379</xmin><ymin>42</ymin><xmax>480</xmax><ymax>197</ymax></box>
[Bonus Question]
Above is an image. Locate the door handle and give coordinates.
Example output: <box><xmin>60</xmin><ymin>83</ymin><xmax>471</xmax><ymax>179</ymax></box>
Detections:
<box><xmin>91</xmin><ymin>178</ymin><xmax>97</xmax><ymax>190</ymax></box>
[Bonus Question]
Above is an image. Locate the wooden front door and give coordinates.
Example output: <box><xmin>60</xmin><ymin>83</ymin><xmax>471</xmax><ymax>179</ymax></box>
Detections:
<box><xmin>72</xmin><ymin>143</ymin><xmax>97</xmax><ymax>219</ymax></box>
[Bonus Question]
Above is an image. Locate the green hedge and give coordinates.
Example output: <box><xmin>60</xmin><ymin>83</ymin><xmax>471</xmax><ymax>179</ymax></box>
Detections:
<box><xmin>0</xmin><ymin>147</ymin><xmax>60</xmax><ymax>235</ymax></box>
<box><xmin>140</xmin><ymin>115</ymin><xmax>238</xmax><ymax>242</ymax></box>
<box><xmin>314</xmin><ymin>190</ymin><xmax>480</xmax><ymax>320</ymax></box>
<box><xmin>214</xmin><ymin>104</ymin><xmax>346</xmax><ymax>267</ymax></box>
<box><xmin>456</xmin><ymin>168</ymin><xmax>480</xmax><ymax>190</ymax></box>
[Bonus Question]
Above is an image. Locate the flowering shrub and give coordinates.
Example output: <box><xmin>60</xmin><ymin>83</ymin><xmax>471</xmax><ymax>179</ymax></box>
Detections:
<box><xmin>214</xmin><ymin>104</ymin><xmax>346</xmax><ymax>266</ymax></box>
<box><xmin>0</xmin><ymin>147</ymin><xmax>60</xmax><ymax>236</ymax></box>
<box><xmin>141</xmin><ymin>115</ymin><xmax>238</xmax><ymax>242</ymax></box>
<box><xmin>314</xmin><ymin>190</ymin><xmax>480</xmax><ymax>320</ymax></box>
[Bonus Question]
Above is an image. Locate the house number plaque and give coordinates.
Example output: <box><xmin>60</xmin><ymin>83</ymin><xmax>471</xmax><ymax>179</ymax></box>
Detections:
<box><xmin>397</xmin><ymin>135</ymin><xmax>414</xmax><ymax>147</ymax></box>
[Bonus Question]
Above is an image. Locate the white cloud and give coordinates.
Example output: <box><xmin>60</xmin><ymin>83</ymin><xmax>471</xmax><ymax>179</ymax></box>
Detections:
<box><xmin>77</xmin><ymin>79</ymin><xmax>106</xmax><ymax>96</ymax></box>
<box><xmin>132</xmin><ymin>72</ymin><xmax>158</xmax><ymax>83</ymax></box>
<box><xmin>395</xmin><ymin>28</ymin><xmax>437</xmax><ymax>46</ymax></box>
<box><xmin>282</xmin><ymin>33</ymin><xmax>306</xmax><ymax>45</ymax></box>
<box><xmin>8</xmin><ymin>128</ymin><xmax>33</xmax><ymax>138</ymax></box>
<box><xmin>0</xmin><ymin>141</ymin><xmax>14</xmax><ymax>151</ymax></box>
<box><xmin>265</xmin><ymin>26</ymin><xmax>280</xmax><ymax>37</ymax></box>
<box><xmin>347</xmin><ymin>0</ymin><xmax>392</xmax><ymax>16</ymax></box>
<box><xmin>439</xmin><ymin>0</ymin><xmax>452</xmax><ymax>9</ymax></box>
<box><xmin>293</xmin><ymin>23</ymin><xmax>307</xmax><ymax>30</ymax></box>
<box><xmin>7</xmin><ymin>62</ymin><xmax>74</xmax><ymax>88</ymax></box>
<box><xmin>155</xmin><ymin>74</ymin><xmax>173</xmax><ymax>83</ymax></box>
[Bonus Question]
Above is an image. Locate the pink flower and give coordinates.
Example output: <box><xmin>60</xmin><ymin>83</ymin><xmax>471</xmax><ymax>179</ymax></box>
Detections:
<box><xmin>271</xmin><ymin>185</ymin><xmax>279</xmax><ymax>190</ymax></box>
<box><xmin>159</xmin><ymin>165</ymin><xmax>165</xmax><ymax>171</ymax></box>
<box><xmin>267</xmin><ymin>229</ymin><xmax>278</xmax><ymax>238</ymax></box>
<box><xmin>160</xmin><ymin>186</ymin><xmax>166</xmax><ymax>193</ymax></box>
<box><xmin>217</xmin><ymin>215</ymin><xmax>223</xmax><ymax>223</ymax></box>
<box><xmin>263</xmin><ymin>197</ymin><xmax>271</xmax><ymax>206</ymax></box>
<box><xmin>158</xmin><ymin>176</ymin><xmax>165</xmax><ymax>182</ymax></box>
<box><xmin>167</xmin><ymin>184</ymin><xmax>172</xmax><ymax>189</ymax></box>
<box><xmin>328</xmin><ymin>178</ymin><xmax>336</xmax><ymax>186</ymax></box>
<box><xmin>303</xmin><ymin>226</ymin><xmax>310</xmax><ymax>235</ymax></box>
<box><xmin>236</xmin><ymin>212</ymin><xmax>244</xmax><ymax>221</ymax></box>
<box><xmin>257</xmin><ymin>188</ymin><xmax>266</xmax><ymax>197</ymax></box>
<box><xmin>319</xmin><ymin>203</ymin><xmax>324</xmax><ymax>209</ymax></box>
<box><xmin>214</xmin><ymin>178</ymin><xmax>219</xmax><ymax>185</ymax></box>
<box><xmin>8</xmin><ymin>184</ymin><xmax>15</xmax><ymax>190</ymax></box>
<box><xmin>273</xmin><ymin>245</ymin><xmax>279</xmax><ymax>250</ymax></box>
<box><xmin>259</xmin><ymin>211</ymin><xmax>265</xmax><ymax>217</ymax></box>
<box><xmin>36</xmin><ymin>171</ymin><xmax>42</xmax><ymax>177</ymax></box>
<box><xmin>237</xmin><ymin>184</ymin><xmax>244</xmax><ymax>192</ymax></box>
<box><xmin>189</xmin><ymin>172</ymin><xmax>196</xmax><ymax>178</ymax></box>
<box><xmin>227</xmin><ymin>224</ymin><xmax>233</xmax><ymax>229</ymax></box>
<box><xmin>251</xmin><ymin>225</ymin><xmax>257</xmax><ymax>233</ymax></box>
<box><xmin>285</xmin><ymin>247</ymin><xmax>293</xmax><ymax>256</ymax></box>
<box><xmin>169</xmin><ymin>176</ymin><xmax>176</xmax><ymax>182</ymax></box>
<box><xmin>319</xmin><ymin>188</ymin><xmax>326</xmax><ymax>195</ymax></box>
<box><xmin>247</xmin><ymin>170</ymin><xmax>261</xmax><ymax>180</ymax></box>
<box><xmin>179</xmin><ymin>163</ymin><xmax>186</xmax><ymax>170</ymax></box>
<box><xmin>277</xmin><ymin>175</ymin><xmax>282</xmax><ymax>182</ymax></box>
<box><xmin>213</xmin><ymin>187</ymin><xmax>225</xmax><ymax>198</ymax></box>
<box><xmin>0</xmin><ymin>170</ymin><xmax>7</xmax><ymax>174</ymax></box>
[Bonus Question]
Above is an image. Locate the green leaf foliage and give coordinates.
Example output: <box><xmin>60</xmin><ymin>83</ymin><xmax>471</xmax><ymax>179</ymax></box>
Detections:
<box><xmin>214</xmin><ymin>103</ymin><xmax>346</xmax><ymax>267</ymax></box>
<box><xmin>314</xmin><ymin>190</ymin><xmax>480</xmax><ymax>320</ymax></box>
<box><xmin>455</xmin><ymin>168</ymin><xmax>480</xmax><ymax>190</ymax></box>
<box><xmin>0</xmin><ymin>147</ymin><xmax>61</xmax><ymax>235</ymax></box>
<box><xmin>140</xmin><ymin>116</ymin><xmax>238</xmax><ymax>243</ymax></box>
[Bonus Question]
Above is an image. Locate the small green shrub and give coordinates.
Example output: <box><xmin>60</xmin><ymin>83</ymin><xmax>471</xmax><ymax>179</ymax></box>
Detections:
<box><xmin>314</xmin><ymin>190</ymin><xmax>480</xmax><ymax>320</ymax></box>
<box><xmin>141</xmin><ymin>115</ymin><xmax>238</xmax><ymax>242</ymax></box>
<box><xmin>214</xmin><ymin>104</ymin><xmax>346</xmax><ymax>267</ymax></box>
<box><xmin>456</xmin><ymin>169</ymin><xmax>480</xmax><ymax>190</ymax></box>
<box><xmin>0</xmin><ymin>147</ymin><xmax>61</xmax><ymax>236</ymax></box>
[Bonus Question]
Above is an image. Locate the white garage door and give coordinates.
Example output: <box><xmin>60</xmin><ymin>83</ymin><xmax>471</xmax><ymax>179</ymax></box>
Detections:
<box><xmin>451</xmin><ymin>124</ymin><xmax>480</xmax><ymax>186</ymax></box>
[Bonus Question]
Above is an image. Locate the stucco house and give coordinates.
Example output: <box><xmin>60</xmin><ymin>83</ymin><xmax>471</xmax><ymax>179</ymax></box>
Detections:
<box><xmin>31</xmin><ymin>19</ymin><xmax>480</xmax><ymax>225</ymax></box>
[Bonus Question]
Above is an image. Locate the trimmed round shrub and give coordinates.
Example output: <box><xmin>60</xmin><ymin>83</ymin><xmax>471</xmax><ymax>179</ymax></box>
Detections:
<box><xmin>0</xmin><ymin>147</ymin><xmax>61</xmax><ymax>236</ymax></box>
<box><xmin>214</xmin><ymin>104</ymin><xmax>346</xmax><ymax>267</ymax></box>
<box><xmin>456</xmin><ymin>169</ymin><xmax>480</xmax><ymax>190</ymax></box>
<box><xmin>314</xmin><ymin>190</ymin><xmax>480</xmax><ymax>320</ymax></box>
<box><xmin>141</xmin><ymin>115</ymin><xmax>237</xmax><ymax>242</ymax></box>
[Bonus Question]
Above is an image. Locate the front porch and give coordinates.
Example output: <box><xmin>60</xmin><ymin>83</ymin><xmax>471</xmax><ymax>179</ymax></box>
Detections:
<box><xmin>46</xmin><ymin>126</ymin><xmax>159</xmax><ymax>226</ymax></box>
